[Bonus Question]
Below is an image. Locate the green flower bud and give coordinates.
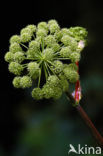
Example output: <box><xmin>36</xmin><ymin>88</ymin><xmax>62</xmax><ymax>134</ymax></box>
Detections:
<box><xmin>9</xmin><ymin>43</ymin><xmax>22</xmax><ymax>53</ymax></box>
<box><xmin>70</xmin><ymin>40</ymin><xmax>78</xmax><ymax>51</ymax></box>
<box><xmin>37</xmin><ymin>22</ymin><xmax>48</xmax><ymax>32</ymax></box>
<box><xmin>43</xmin><ymin>48</ymin><xmax>54</xmax><ymax>61</ymax></box>
<box><xmin>53</xmin><ymin>60</ymin><xmax>63</xmax><ymax>74</ymax></box>
<box><xmin>42</xmin><ymin>84</ymin><xmax>54</xmax><ymax>99</ymax></box>
<box><xmin>52</xmin><ymin>87</ymin><xmax>62</xmax><ymax>99</ymax></box>
<box><xmin>4</xmin><ymin>52</ymin><xmax>14</xmax><ymax>62</ymax></box>
<box><xmin>54</xmin><ymin>30</ymin><xmax>63</xmax><ymax>41</ymax></box>
<box><xmin>48</xmin><ymin>19</ymin><xmax>60</xmax><ymax>34</ymax></box>
<box><xmin>51</xmin><ymin>43</ymin><xmax>60</xmax><ymax>52</ymax></box>
<box><xmin>45</xmin><ymin>35</ymin><xmax>56</xmax><ymax>46</ymax></box>
<box><xmin>61</xmin><ymin>35</ymin><xmax>78</xmax><ymax>49</ymax></box>
<box><xmin>27</xmin><ymin>50</ymin><xmax>40</xmax><ymax>59</ymax></box>
<box><xmin>27</xmin><ymin>46</ymin><xmax>40</xmax><ymax>59</ymax></box>
<box><xmin>36</xmin><ymin>28</ymin><xmax>47</xmax><ymax>37</ymax></box>
<box><xmin>20</xmin><ymin>28</ymin><xmax>32</xmax><ymax>35</ymax></box>
<box><xmin>49</xmin><ymin>23</ymin><xmax>60</xmax><ymax>34</ymax></box>
<box><xmin>67</xmin><ymin>63</ymin><xmax>78</xmax><ymax>71</ymax></box>
<box><xmin>47</xmin><ymin>75</ymin><xmax>60</xmax><ymax>87</ymax></box>
<box><xmin>20</xmin><ymin>76</ymin><xmax>32</xmax><ymax>88</ymax></box>
<box><xmin>32</xmin><ymin>88</ymin><xmax>43</xmax><ymax>100</ymax></box>
<box><xmin>69</xmin><ymin>52</ymin><xmax>80</xmax><ymax>62</ymax></box>
<box><xmin>60</xmin><ymin>46</ymin><xmax>72</xmax><ymax>58</ymax></box>
<box><xmin>12</xmin><ymin>76</ymin><xmax>21</xmax><ymax>88</ymax></box>
<box><xmin>29</xmin><ymin>40</ymin><xmax>40</xmax><ymax>51</ymax></box>
<box><xmin>59</xmin><ymin>74</ymin><xmax>69</xmax><ymax>92</ymax></box>
<box><xmin>42</xmin><ymin>84</ymin><xmax>62</xmax><ymax>99</ymax></box>
<box><xmin>9</xmin><ymin>62</ymin><xmax>23</xmax><ymax>75</ymax></box>
<box><xmin>27</xmin><ymin>41</ymin><xmax>40</xmax><ymax>59</ymax></box>
<box><xmin>26</xmin><ymin>25</ymin><xmax>36</xmax><ymax>33</ymax></box>
<box><xmin>35</xmin><ymin>36</ymin><xmax>42</xmax><ymax>45</ymax></box>
<box><xmin>63</xmin><ymin>67</ymin><xmax>79</xmax><ymax>83</ymax></box>
<box><xmin>61</xmin><ymin>79</ymin><xmax>69</xmax><ymax>92</ymax></box>
<box><xmin>48</xmin><ymin>19</ymin><xmax>58</xmax><ymax>26</ymax></box>
<box><xmin>21</xmin><ymin>33</ymin><xmax>32</xmax><ymax>42</ymax></box>
<box><xmin>61</xmin><ymin>28</ymin><xmax>70</xmax><ymax>36</ymax></box>
<box><xmin>26</xmin><ymin>49</ymin><xmax>35</xmax><ymax>59</ymax></box>
<box><xmin>14</xmin><ymin>52</ymin><xmax>25</xmax><ymax>63</ymax></box>
<box><xmin>27</xmin><ymin>62</ymin><xmax>40</xmax><ymax>79</ymax></box>
<box><xmin>10</xmin><ymin>35</ymin><xmax>21</xmax><ymax>44</ymax></box>
<box><xmin>61</xmin><ymin>35</ymin><xmax>71</xmax><ymax>45</ymax></box>
<box><xmin>69</xmin><ymin>27</ymin><xmax>88</xmax><ymax>41</ymax></box>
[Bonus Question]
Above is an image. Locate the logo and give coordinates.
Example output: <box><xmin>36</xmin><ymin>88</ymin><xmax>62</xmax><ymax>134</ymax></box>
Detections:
<box><xmin>68</xmin><ymin>144</ymin><xmax>101</xmax><ymax>155</ymax></box>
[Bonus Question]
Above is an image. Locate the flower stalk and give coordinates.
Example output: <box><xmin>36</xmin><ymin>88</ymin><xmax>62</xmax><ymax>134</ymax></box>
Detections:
<box><xmin>66</xmin><ymin>61</ymin><xmax>103</xmax><ymax>149</ymax></box>
<box><xmin>76</xmin><ymin>104</ymin><xmax>103</xmax><ymax>149</ymax></box>
<box><xmin>66</xmin><ymin>90</ymin><xmax>103</xmax><ymax>149</ymax></box>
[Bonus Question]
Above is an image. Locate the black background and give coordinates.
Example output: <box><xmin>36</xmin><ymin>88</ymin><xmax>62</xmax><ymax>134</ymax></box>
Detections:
<box><xmin>0</xmin><ymin>0</ymin><xmax>103</xmax><ymax>156</ymax></box>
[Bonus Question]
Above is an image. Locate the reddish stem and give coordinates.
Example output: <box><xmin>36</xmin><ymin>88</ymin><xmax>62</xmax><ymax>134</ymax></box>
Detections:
<box><xmin>75</xmin><ymin>80</ymin><xmax>81</xmax><ymax>103</ymax></box>
<box><xmin>74</xmin><ymin>62</ymin><xmax>81</xmax><ymax>103</ymax></box>
<box><xmin>76</xmin><ymin>104</ymin><xmax>103</xmax><ymax>148</ymax></box>
<box><xmin>66</xmin><ymin>91</ymin><xmax>103</xmax><ymax>149</ymax></box>
<box><xmin>66</xmin><ymin>61</ymin><xmax>103</xmax><ymax>148</ymax></box>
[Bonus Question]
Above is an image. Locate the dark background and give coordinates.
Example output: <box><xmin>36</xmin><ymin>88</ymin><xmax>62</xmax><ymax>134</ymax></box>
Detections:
<box><xmin>0</xmin><ymin>0</ymin><xmax>103</xmax><ymax>156</ymax></box>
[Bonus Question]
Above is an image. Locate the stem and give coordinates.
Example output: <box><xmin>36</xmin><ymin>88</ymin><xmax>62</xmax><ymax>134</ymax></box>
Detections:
<box><xmin>44</xmin><ymin>62</ymin><xmax>50</xmax><ymax>76</ymax></box>
<box><xmin>54</xmin><ymin>57</ymin><xmax>70</xmax><ymax>60</ymax></box>
<box><xmin>20</xmin><ymin>43</ymin><xmax>28</xmax><ymax>49</ymax></box>
<box><xmin>43</xmin><ymin>62</ymin><xmax>48</xmax><ymax>81</ymax></box>
<box><xmin>46</xmin><ymin>62</ymin><xmax>56</xmax><ymax>76</ymax></box>
<box><xmin>38</xmin><ymin>69</ymin><xmax>41</xmax><ymax>87</ymax></box>
<box><xmin>41</xmin><ymin>38</ymin><xmax>44</xmax><ymax>52</ymax></box>
<box><xmin>66</xmin><ymin>91</ymin><xmax>103</xmax><ymax>149</ymax></box>
<box><xmin>76</xmin><ymin>105</ymin><xmax>103</xmax><ymax>148</ymax></box>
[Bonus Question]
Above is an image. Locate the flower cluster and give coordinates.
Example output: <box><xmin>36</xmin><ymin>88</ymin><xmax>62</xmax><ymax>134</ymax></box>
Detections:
<box><xmin>4</xmin><ymin>20</ymin><xmax>87</xmax><ymax>100</ymax></box>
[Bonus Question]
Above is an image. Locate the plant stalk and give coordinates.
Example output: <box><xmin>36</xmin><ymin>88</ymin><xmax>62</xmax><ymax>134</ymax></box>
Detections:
<box><xmin>66</xmin><ymin>91</ymin><xmax>103</xmax><ymax>149</ymax></box>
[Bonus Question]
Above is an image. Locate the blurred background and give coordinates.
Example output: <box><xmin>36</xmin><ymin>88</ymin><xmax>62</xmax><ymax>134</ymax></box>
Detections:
<box><xmin>0</xmin><ymin>0</ymin><xmax>103</xmax><ymax>155</ymax></box>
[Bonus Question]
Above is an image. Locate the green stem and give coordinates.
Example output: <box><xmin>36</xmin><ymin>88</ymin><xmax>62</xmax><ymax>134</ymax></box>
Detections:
<box><xmin>44</xmin><ymin>62</ymin><xmax>50</xmax><ymax>76</ymax></box>
<box><xmin>43</xmin><ymin>62</ymin><xmax>48</xmax><ymax>81</ymax></box>
<box><xmin>38</xmin><ymin>69</ymin><xmax>41</xmax><ymax>87</ymax></box>
<box><xmin>54</xmin><ymin>57</ymin><xmax>70</xmax><ymax>60</ymax></box>
<box><xmin>46</xmin><ymin>62</ymin><xmax>56</xmax><ymax>76</ymax></box>
<box><xmin>54</xmin><ymin>52</ymin><xmax>60</xmax><ymax>55</ymax></box>
<box><xmin>20</xmin><ymin>43</ymin><xmax>28</xmax><ymax>49</ymax></box>
<box><xmin>25</xmin><ymin>57</ymin><xmax>40</xmax><ymax>61</ymax></box>
<box><xmin>41</xmin><ymin>38</ymin><xmax>44</xmax><ymax>52</ymax></box>
<box><xmin>33</xmin><ymin>34</ymin><xmax>35</xmax><ymax>39</ymax></box>
<box><xmin>47</xmin><ymin>60</ymin><xmax>55</xmax><ymax>67</ymax></box>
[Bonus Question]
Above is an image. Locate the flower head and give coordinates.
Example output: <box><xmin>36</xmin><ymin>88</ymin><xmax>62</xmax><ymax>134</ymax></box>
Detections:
<box><xmin>4</xmin><ymin>20</ymin><xmax>87</xmax><ymax>100</ymax></box>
